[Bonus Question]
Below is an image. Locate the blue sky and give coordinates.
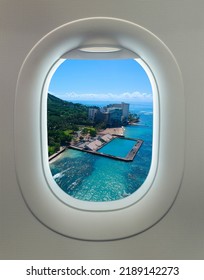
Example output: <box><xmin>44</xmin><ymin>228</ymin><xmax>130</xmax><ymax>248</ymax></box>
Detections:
<box><xmin>49</xmin><ymin>59</ymin><xmax>152</xmax><ymax>103</ymax></box>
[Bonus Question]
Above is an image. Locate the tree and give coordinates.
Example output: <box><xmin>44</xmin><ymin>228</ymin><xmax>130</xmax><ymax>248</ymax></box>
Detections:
<box><xmin>89</xmin><ymin>128</ymin><xmax>97</xmax><ymax>137</ymax></box>
<box><xmin>82</xmin><ymin>127</ymin><xmax>89</xmax><ymax>135</ymax></box>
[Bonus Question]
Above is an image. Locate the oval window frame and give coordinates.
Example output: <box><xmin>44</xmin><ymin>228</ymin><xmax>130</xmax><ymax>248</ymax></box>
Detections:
<box><xmin>44</xmin><ymin>56</ymin><xmax>158</xmax><ymax>211</ymax></box>
<box><xmin>15</xmin><ymin>17</ymin><xmax>185</xmax><ymax>240</ymax></box>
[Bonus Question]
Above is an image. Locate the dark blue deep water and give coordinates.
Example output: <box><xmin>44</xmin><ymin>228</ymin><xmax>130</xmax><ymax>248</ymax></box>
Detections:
<box><xmin>50</xmin><ymin>102</ymin><xmax>153</xmax><ymax>201</ymax></box>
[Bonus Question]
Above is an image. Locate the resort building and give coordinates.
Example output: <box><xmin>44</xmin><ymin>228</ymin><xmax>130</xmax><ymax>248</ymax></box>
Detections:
<box><xmin>85</xmin><ymin>139</ymin><xmax>103</xmax><ymax>151</ymax></box>
<box><xmin>99</xmin><ymin>134</ymin><xmax>113</xmax><ymax>142</ymax></box>
<box><xmin>88</xmin><ymin>102</ymin><xmax>129</xmax><ymax>127</ymax></box>
<box><xmin>107</xmin><ymin>102</ymin><xmax>129</xmax><ymax>122</ymax></box>
<box><xmin>107</xmin><ymin>107</ymin><xmax>122</xmax><ymax>127</ymax></box>
<box><xmin>121</xmin><ymin>102</ymin><xmax>129</xmax><ymax>122</ymax></box>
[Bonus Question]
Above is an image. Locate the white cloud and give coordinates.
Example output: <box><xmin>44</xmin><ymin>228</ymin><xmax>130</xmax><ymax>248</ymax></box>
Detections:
<box><xmin>54</xmin><ymin>91</ymin><xmax>152</xmax><ymax>102</ymax></box>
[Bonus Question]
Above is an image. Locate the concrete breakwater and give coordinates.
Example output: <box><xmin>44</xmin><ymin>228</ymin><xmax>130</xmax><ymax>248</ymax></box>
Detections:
<box><xmin>49</xmin><ymin>147</ymin><xmax>66</xmax><ymax>162</ymax></box>
<box><xmin>69</xmin><ymin>137</ymin><xmax>143</xmax><ymax>162</ymax></box>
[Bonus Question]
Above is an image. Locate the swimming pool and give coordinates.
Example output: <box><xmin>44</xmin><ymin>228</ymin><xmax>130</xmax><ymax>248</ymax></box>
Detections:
<box><xmin>98</xmin><ymin>138</ymin><xmax>137</xmax><ymax>158</ymax></box>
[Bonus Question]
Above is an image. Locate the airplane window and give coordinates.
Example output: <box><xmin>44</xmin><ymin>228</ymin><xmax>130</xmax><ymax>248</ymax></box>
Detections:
<box><xmin>47</xmin><ymin>59</ymin><xmax>153</xmax><ymax>202</ymax></box>
<box><xmin>14</xmin><ymin>17</ymin><xmax>184</xmax><ymax>239</ymax></box>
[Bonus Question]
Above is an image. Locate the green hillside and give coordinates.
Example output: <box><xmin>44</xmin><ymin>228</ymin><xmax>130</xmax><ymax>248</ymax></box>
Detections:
<box><xmin>47</xmin><ymin>93</ymin><xmax>90</xmax><ymax>156</ymax></box>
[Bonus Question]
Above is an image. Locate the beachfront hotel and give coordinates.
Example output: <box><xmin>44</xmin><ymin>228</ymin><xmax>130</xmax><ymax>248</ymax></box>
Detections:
<box><xmin>88</xmin><ymin>102</ymin><xmax>129</xmax><ymax>127</ymax></box>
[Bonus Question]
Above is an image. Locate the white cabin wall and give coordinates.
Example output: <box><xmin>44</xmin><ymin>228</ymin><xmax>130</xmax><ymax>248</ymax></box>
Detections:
<box><xmin>0</xmin><ymin>0</ymin><xmax>204</xmax><ymax>259</ymax></box>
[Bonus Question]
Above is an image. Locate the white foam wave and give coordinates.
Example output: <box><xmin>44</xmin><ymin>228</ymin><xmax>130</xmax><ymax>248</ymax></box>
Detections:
<box><xmin>53</xmin><ymin>172</ymin><xmax>63</xmax><ymax>179</ymax></box>
<box><xmin>139</xmin><ymin>111</ymin><xmax>153</xmax><ymax>115</ymax></box>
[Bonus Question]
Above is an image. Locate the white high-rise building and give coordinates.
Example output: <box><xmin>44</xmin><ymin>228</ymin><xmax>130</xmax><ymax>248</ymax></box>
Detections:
<box><xmin>121</xmin><ymin>102</ymin><xmax>129</xmax><ymax>119</ymax></box>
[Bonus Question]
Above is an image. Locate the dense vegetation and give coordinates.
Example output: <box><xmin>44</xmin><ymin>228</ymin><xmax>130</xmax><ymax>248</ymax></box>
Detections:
<box><xmin>47</xmin><ymin>93</ymin><xmax>91</xmax><ymax>156</ymax></box>
<box><xmin>128</xmin><ymin>113</ymin><xmax>140</xmax><ymax>123</ymax></box>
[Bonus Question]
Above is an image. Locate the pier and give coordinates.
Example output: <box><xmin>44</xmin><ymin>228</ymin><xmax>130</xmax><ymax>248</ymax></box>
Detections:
<box><xmin>126</xmin><ymin>139</ymin><xmax>143</xmax><ymax>161</ymax></box>
<box><xmin>49</xmin><ymin>147</ymin><xmax>66</xmax><ymax>162</ymax></box>
<box><xmin>69</xmin><ymin>137</ymin><xmax>143</xmax><ymax>162</ymax></box>
<box><xmin>49</xmin><ymin>137</ymin><xmax>143</xmax><ymax>163</ymax></box>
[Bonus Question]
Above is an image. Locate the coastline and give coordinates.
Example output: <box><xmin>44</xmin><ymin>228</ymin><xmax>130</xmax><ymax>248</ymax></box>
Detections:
<box><xmin>49</xmin><ymin>127</ymin><xmax>125</xmax><ymax>164</ymax></box>
<box><xmin>49</xmin><ymin>146</ymin><xmax>66</xmax><ymax>163</ymax></box>
<box><xmin>99</xmin><ymin>127</ymin><xmax>124</xmax><ymax>136</ymax></box>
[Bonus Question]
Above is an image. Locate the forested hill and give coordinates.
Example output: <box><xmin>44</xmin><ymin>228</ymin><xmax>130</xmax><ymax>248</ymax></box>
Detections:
<box><xmin>47</xmin><ymin>93</ymin><xmax>90</xmax><ymax>155</ymax></box>
<box><xmin>47</xmin><ymin>93</ymin><xmax>89</xmax><ymax>129</ymax></box>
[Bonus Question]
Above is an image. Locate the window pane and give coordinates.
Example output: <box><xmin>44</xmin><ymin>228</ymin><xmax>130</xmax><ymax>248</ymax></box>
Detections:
<box><xmin>47</xmin><ymin>59</ymin><xmax>153</xmax><ymax>202</ymax></box>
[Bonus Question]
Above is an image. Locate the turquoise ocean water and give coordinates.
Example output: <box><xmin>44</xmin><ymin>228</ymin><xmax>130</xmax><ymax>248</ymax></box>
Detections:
<box><xmin>99</xmin><ymin>138</ymin><xmax>137</xmax><ymax>158</ymax></box>
<box><xmin>50</xmin><ymin>102</ymin><xmax>153</xmax><ymax>202</ymax></box>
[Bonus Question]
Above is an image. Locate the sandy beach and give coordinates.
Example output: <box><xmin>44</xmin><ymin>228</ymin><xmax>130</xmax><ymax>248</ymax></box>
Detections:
<box><xmin>99</xmin><ymin>127</ymin><xmax>124</xmax><ymax>136</ymax></box>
